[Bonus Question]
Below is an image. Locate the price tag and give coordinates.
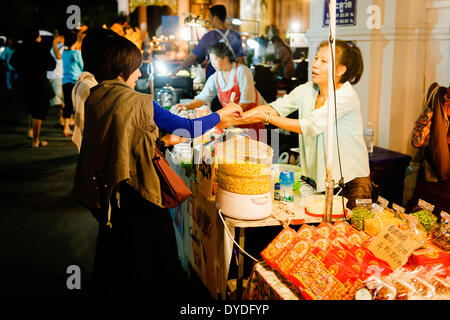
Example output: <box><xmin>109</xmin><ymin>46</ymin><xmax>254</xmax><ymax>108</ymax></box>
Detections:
<box><xmin>392</xmin><ymin>203</ymin><xmax>405</xmax><ymax>213</ymax></box>
<box><xmin>367</xmin><ymin>223</ymin><xmax>421</xmax><ymax>270</ymax></box>
<box><xmin>377</xmin><ymin>196</ymin><xmax>389</xmax><ymax>208</ymax></box>
<box><xmin>418</xmin><ymin>199</ymin><xmax>435</xmax><ymax>212</ymax></box>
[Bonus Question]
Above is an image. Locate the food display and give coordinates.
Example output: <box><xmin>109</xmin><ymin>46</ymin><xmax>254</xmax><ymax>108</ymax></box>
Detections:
<box><xmin>215</xmin><ymin>136</ymin><xmax>273</xmax><ymax>195</ymax></box>
<box><xmin>351</xmin><ymin>199</ymin><xmax>373</xmax><ymax>231</ymax></box>
<box><xmin>217</xmin><ymin>163</ymin><xmax>271</xmax><ymax>195</ymax></box>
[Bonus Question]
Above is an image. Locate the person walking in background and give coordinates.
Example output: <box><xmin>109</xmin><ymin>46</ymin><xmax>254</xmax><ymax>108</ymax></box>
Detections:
<box><xmin>271</xmin><ymin>35</ymin><xmax>295</xmax><ymax>82</ymax></box>
<box><xmin>62</xmin><ymin>30</ymin><xmax>83</xmax><ymax>137</ymax></box>
<box><xmin>1</xmin><ymin>37</ymin><xmax>18</xmax><ymax>91</ymax></box>
<box><xmin>47</xmin><ymin>30</ymin><xmax>65</xmax><ymax>128</ymax></box>
<box><xmin>10</xmin><ymin>28</ymin><xmax>56</xmax><ymax>147</ymax></box>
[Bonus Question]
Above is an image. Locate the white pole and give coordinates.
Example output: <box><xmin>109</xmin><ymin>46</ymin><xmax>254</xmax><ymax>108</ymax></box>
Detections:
<box><xmin>323</xmin><ymin>0</ymin><xmax>336</xmax><ymax>224</ymax></box>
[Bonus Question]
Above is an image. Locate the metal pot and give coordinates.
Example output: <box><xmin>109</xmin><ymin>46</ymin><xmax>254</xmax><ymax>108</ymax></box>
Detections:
<box><xmin>156</xmin><ymin>84</ymin><xmax>179</xmax><ymax>109</ymax></box>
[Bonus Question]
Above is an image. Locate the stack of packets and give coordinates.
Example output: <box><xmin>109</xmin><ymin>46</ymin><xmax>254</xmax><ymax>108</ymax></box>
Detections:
<box><xmin>260</xmin><ymin>221</ymin><xmax>392</xmax><ymax>300</ymax></box>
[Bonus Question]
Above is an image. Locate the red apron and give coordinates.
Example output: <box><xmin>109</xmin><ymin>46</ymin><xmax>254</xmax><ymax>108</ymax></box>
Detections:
<box><xmin>217</xmin><ymin>66</ymin><xmax>265</xmax><ymax>141</ymax></box>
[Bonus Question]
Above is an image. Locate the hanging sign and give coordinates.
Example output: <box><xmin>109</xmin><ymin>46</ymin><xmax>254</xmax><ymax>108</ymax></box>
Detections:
<box><xmin>323</xmin><ymin>0</ymin><xmax>357</xmax><ymax>27</ymax></box>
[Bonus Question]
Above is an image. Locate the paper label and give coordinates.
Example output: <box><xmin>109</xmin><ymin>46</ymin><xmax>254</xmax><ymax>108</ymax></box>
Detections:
<box><xmin>392</xmin><ymin>203</ymin><xmax>405</xmax><ymax>213</ymax></box>
<box><xmin>367</xmin><ymin>223</ymin><xmax>421</xmax><ymax>270</ymax></box>
<box><xmin>377</xmin><ymin>196</ymin><xmax>389</xmax><ymax>208</ymax></box>
<box><xmin>418</xmin><ymin>199</ymin><xmax>435</xmax><ymax>212</ymax></box>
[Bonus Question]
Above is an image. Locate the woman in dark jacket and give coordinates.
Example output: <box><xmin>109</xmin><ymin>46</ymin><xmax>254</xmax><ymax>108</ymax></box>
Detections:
<box><xmin>72</xmin><ymin>35</ymin><xmax>242</xmax><ymax>299</ymax></box>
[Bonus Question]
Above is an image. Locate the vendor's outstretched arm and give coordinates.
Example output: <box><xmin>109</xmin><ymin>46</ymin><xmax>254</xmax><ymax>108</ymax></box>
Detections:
<box><xmin>242</xmin><ymin>104</ymin><xmax>303</xmax><ymax>134</ymax></box>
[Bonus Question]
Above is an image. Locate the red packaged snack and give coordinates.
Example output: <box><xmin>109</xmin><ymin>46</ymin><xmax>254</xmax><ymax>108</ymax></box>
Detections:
<box><xmin>333</xmin><ymin>219</ymin><xmax>352</xmax><ymax>235</ymax></box>
<box><xmin>408</xmin><ymin>241</ymin><xmax>450</xmax><ymax>267</ymax></box>
<box><xmin>340</xmin><ymin>242</ymin><xmax>392</xmax><ymax>279</ymax></box>
<box><xmin>274</xmin><ymin>236</ymin><xmax>312</xmax><ymax>278</ymax></box>
<box><xmin>345</xmin><ymin>226</ymin><xmax>371</xmax><ymax>246</ymax></box>
<box><xmin>316</xmin><ymin>222</ymin><xmax>337</xmax><ymax>239</ymax></box>
<box><xmin>296</xmin><ymin>224</ymin><xmax>317</xmax><ymax>239</ymax></box>
<box><xmin>260</xmin><ymin>227</ymin><xmax>298</xmax><ymax>268</ymax></box>
<box><xmin>312</xmin><ymin>234</ymin><xmax>333</xmax><ymax>251</ymax></box>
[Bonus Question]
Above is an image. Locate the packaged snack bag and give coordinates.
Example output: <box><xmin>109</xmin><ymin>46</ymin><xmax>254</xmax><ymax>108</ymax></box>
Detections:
<box><xmin>351</xmin><ymin>199</ymin><xmax>373</xmax><ymax>231</ymax></box>
<box><xmin>409</xmin><ymin>240</ymin><xmax>450</xmax><ymax>267</ymax></box>
<box><xmin>274</xmin><ymin>236</ymin><xmax>312</xmax><ymax>278</ymax></box>
<box><xmin>364</xmin><ymin>275</ymin><xmax>397</xmax><ymax>300</ymax></box>
<box><xmin>431</xmin><ymin>211</ymin><xmax>450</xmax><ymax>251</ymax></box>
<box><xmin>316</xmin><ymin>222</ymin><xmax>336</xmax><ymax>239</ymax></box>
<box><xmin>411</xmin><ymin>199</ymin><xmax>438</xmax><ymax>234</ymax></box>
<box><xmin>260</xmin><ymin>227</ymin><xmax>298</xmax><ymax>268</ymax></box>
<box><xmin>296</xmin><ymin>224</ymin><xmax>317</xmax><ymax>239</ymax></box>
<box><xmin>333</xmin><ymin>219</ymin><xmax>352</xmax><ymax>235</ymax></box>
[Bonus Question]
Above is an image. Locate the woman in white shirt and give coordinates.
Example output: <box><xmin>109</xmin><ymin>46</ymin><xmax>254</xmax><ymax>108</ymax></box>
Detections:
<box><xmin>236</xmin><ymin>40</ymin><xmax>371</xmax><ymax>209</ymax></box>
<box><xmin>177</xmin><ymin>42</ymin><xmax>266</xmax><ymax>141</ymax></box>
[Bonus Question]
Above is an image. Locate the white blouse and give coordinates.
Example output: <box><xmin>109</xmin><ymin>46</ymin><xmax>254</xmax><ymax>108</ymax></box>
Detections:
<box><xmin>270</xmin><ymin>81</ymin><xmax>370</xmax><ymax>192</ymax></box>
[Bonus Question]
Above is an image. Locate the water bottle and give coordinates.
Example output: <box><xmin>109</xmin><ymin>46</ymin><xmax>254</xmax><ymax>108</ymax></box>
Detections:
<box><xmin>279</xmin><ymin>171</ymin><xmax>295</xmax><ymax>204</ymax></box>
<box><xmin>364</xmin><ymin>122</ymin><xmax>375</xmax><ymax>153</ymax></box>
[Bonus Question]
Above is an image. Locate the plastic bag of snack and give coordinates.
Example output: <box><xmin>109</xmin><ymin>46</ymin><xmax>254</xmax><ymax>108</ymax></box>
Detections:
<box><xmin>296</xmin><ymin>224</ymin><xmax>317</xmax><ymax>239</ymax></box>
<box><xmin>275</xmin><ymin>235</ymin><xmax>312</xmax><ymax>278</ymax></box>
<box><xmin>316</xmin><ymin>221</ymin><xmax>337</xmax><ymax>239</ymax></box>
<box><xmin>364</xmin><ymin>275</ymin><xmax>397</xmax><ymax>300</ymax></box>
<box><xmin>351</xmin><ymin>199</ymin><xmax>373</xmax><ymax>231</ymax></box>
<box><xmin>431</xmin><ymin>211</ymin><xmax>450</xmax><ymax>251</ymax></box>
<box><xmin>410</xmin><ymin>199</ymin><xmax>438</xmax><ymax>234</ymax></box>
<box><xmin>384</xmin><ymin>269</ymin><xmax>418</xmax><ymax>300</ymax></box>
<box><xmin>364</xmin><ymin>203</ymin><xmax>404</xmax><ymax>237</ymax></box>
<box><xmin>333</xmin><ymin>219</ymin><xmax>352</xmax><ymax>235</ymax></box>
<box><xmin>405</xmin><ymin>268</ymin><xmax>436</xmax><ymax>299</ymax></box>
<box><xmin>260</xmin><ymin>227</ymin><xmax>298</xmax><ymax>268</ymax></box>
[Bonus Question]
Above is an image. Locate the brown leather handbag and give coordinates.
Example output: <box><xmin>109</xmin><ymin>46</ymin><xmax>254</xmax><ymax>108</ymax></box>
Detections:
<box><xmin>152</xmin><ymin>145</ymin><xmax>192</xmax><ymax>209</ymax></box>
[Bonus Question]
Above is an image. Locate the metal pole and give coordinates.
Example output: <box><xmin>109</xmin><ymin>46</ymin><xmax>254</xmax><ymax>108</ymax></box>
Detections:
<box><xmin>323</xmin><ymin>0</ymin><xmax>336</xmax><ymax>224</ymax></box>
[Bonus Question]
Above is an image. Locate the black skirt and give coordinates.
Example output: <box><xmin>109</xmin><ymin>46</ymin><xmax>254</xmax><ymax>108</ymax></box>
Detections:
<box><xmin>88</xmin><ymin>182</ymin><xmax>186</xmax><ymax>299</ymax></box>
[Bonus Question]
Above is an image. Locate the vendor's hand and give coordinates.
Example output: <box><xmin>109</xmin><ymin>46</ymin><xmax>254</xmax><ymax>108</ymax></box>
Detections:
<box><xmin>242</xmin><ymin>108</ymin><xmax>266</xmax><ymax>123</ymax></box>
<box><xmin>161</xmin><ymin>134</ymin><xmax>188</xmax><ymax>147</ymax></box>
<box><xmin>216</xmin><ymin>102</ymin><xmax>243</xmax><ymax>121</ymax></box>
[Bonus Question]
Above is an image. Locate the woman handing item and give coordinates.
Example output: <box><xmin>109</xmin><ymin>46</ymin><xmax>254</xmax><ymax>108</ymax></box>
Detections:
<box><xmin>176</xmin><ymin>42</ymin><xmax>267</xmax><ymax>141</ymax></box>
<box><xmin>232</xmin><ymin>40</ymin><xmax>372</xmax><ymax>209</ymax></box>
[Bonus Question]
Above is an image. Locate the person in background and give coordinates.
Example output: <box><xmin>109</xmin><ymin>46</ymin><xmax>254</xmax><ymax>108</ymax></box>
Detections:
<box><xmin>10</xmin><ymin>29</ymin><xmax>56</xmax><ymax>147</ymax></box>
<box><xmin>47</xmin><ymin>30</ymin><xmax>65</xmax><ymax>128</ymax></box>
<box><xmin>62</xmin><ymin>29</ymin><xmax>83</xmax><ymax>137</ymax></box>
<box><xmin>177</xmin><ymin>5</ymin><xmax>245</xmax><ymax>81</ymax></box>
<box><xmin>271</xmin><ymin>35</ymin><xmax>295</xmax><ymax>82</ymax></box>
<box><xmin>176</xmin><ymin>42</ymin><xmax>267</xmax><ymax>141</ymax></box>
<box><xmin>72</xmin><ymin>35</ymin><xmax>243</xmax><ymax>298</ymax></box>
<box><xmin>1</xmin><ymin>37</ymin><xmax>17</xmax><ymax>90</ymax></box>
<box><xmin>232</xmin><ymin>40</ymin><xmax>371</xmax><ymax>209</ymax></box>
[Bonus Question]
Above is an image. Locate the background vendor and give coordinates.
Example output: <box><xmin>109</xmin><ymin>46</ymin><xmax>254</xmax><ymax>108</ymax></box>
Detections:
<box><xmin>176</xmin><ymin>42</ymin><xmax>267</xmax><ymax>141</ymax></box>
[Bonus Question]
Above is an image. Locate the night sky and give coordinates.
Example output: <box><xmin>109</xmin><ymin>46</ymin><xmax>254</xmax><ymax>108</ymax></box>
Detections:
<box><xmin>0</xmin><ymin>0</ymin><xmax>119</xmax><ymax>38</ymax></box>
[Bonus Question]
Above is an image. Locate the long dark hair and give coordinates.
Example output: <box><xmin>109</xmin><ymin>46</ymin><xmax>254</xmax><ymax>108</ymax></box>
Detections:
<box><xmin>95</xmin><ymin>36</ymin><xmax>142</xmax><ymax>83</ymax></box>
<box><xmin>318</xmin><ymin>40</ymin><xmax>364</xmax><ymax>85</ymax></box>
<box><xmin>208</xmin><ymin>42</ymin><xmax>236</xmax><ymax>63</ymax></box>
<box><xmin>271</xmin><ymin>35</ymin><xmax>292</xmax><ymax>55</ymax></box>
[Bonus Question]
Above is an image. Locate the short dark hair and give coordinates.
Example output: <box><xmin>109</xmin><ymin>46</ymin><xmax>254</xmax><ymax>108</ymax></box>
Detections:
<box><xmin>208</xmin><ymin>42</ymin><xmax>236</xmax><ymax>62</ymax></box>
<box><xmin>96</xmin><ymin>36</ymin><xmax>142</xmax><ymax>83</ymax></box>
<box><xmin>317</xmin><ymin>40</ymin><xmax>364</xmax><ymax>85</ymax></box>
<box><xmin>81</xmin><ymin>27</ymin><xmax>120</xmax><ymax>75</ymax></box>
<box><xmin>209</xmin><ymin>5</ymin><xmax>226</xmax><ymax>22</ymax></box>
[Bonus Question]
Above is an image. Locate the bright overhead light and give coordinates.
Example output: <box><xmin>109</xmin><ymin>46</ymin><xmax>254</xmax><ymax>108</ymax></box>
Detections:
<box><xmin>231</xmin><ymin>18</ymin><xmax>242</xmax><ymax>26</ymax></box>
<box><xmin>247</xmin><ymin>38</ymin><xmax>259</xmax><ymax>49</ymax></box>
